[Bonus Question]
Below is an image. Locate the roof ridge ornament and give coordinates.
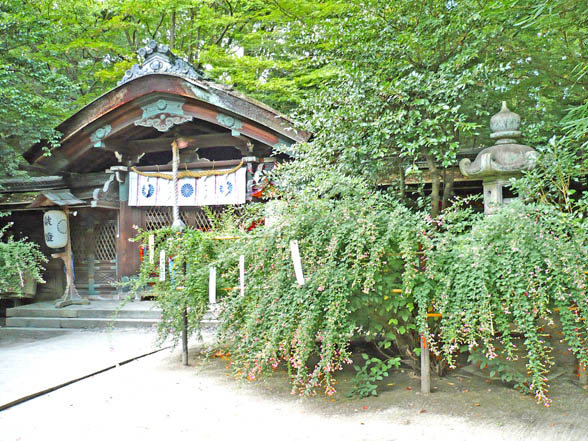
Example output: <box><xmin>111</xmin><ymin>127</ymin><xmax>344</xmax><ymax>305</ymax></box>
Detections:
<box><xmin>118</xmin><ymin>40</ymin><xmax>204</xmax><ymax>86</ymax></box>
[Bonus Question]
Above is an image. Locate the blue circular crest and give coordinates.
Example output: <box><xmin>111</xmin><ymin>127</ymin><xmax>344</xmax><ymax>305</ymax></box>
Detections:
<box><xmin>181</xmin><ymin>183</ymin><xmax>194</xmax><ymax>198</ymax></box>
<box><xmin>141</xmin><ymin>183</ymin><xmax>155</xmax><ymax>198</ymax></box>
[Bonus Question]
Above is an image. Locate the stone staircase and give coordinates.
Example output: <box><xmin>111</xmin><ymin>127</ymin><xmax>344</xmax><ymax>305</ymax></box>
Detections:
<box><xmin>3</xmin><ymin>300</ymin><xmax>161</xmax><ymax>331</ymax></box>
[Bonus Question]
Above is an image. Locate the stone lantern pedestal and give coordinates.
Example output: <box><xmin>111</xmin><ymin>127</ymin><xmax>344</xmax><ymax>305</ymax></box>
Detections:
<box><xmin>459</xmin><ymin>102</ymin><xmax>537</xmax><ymax>214</ymax></box>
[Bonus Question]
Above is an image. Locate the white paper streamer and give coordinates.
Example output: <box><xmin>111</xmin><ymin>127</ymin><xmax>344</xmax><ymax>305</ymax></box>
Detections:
<box><xmin>155</xmin><ymin>178</ymin><xmax>173</xmax><ymax>206</ymax></box>
<box><xmin>128</xmin><ymin>172</ymin><xmax>138</xmax><ymax>206</ymax></box>
<box><xmin>197</xmin><ymin>175</ymin><xmax>217</xmax><ymax>206</ymax></box>
<box><xmin>239</xmin><ymin>255</ymin><xmax>245</xmax><ymax>296</ymax></box>
<box><xmin>290</xmin><ymin>240</ymin><xmax>305</xmax><ymax>285</ymax></box>
<box><xmin>209</xmin><ymin>267</ymin><xmax>217</xmax><ymax>304</ymax></box>
<box><xmin>159</xmin><ymin>250</ymin><xmax>166</xmax><ymax>281</ymax></box>
<box><xmin>148</xmin><ymin>234</ymin><xmax>155</xmax><ymax>264</ymax></box>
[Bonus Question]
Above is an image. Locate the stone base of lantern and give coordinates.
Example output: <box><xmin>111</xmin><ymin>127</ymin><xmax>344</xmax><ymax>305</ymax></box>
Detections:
<box><xmin>52</xmin><ymin>249</ymin><xmax>90</xmax><ymax>309</ymax></box>
<box><xmin>55</xmin><ymin>297</ymin><xmax>90</xmax><ymax>309</ymax></box>
<box><xmin>482</xmin><ymin>178</ymin><xmax>511</xmax><ymax>215</ymax></box>
<box><xmin>55</xmin><ymin>284</ymin><xmax>90</xmax><ymax>308</ymax></box>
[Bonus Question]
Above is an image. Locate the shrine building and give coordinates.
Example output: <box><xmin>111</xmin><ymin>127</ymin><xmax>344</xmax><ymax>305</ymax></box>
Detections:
<box><xmin>0</xmin><ymin>41</ymin><xmax>308</xmax><ymax>302</ymax></box>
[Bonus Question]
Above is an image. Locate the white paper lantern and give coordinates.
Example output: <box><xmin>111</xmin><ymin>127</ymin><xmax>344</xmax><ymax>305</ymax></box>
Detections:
<box><xmin>43</xmin><ymin>210</ymin><xmax>68</xmax><ymax>248</ymax></box>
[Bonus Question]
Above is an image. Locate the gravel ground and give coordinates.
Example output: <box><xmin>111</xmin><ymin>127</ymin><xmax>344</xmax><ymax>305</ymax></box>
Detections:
<box><xmin>1</xmin><ymin>332</ymin><xmax>587</xmax><ymax>441</ymax></box>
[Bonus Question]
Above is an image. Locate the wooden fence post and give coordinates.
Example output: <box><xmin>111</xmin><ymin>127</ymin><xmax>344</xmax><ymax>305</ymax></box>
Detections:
<box><xmin>182</xmin><ymin>307</ymin><xmax>189</xmax><ymax>366</ymax></box>
<box><xmin>421</xmin><ymin>333</ymin><xmax>431</xmax><ymax>394</ymax></box>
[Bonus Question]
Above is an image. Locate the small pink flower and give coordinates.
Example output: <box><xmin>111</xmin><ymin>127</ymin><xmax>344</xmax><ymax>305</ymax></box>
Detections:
<box><xmin>318</xmin><ymin>286</ymin><xmax>325</xmax><ymax>292</ymax></box>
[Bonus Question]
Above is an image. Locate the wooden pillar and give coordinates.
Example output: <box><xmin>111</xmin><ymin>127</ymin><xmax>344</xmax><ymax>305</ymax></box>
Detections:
<box><xmin>86</xmin><ymin>219</ymin><xmax>96</xmax><ymax>296</ymax></box>
<box><xmin>580</xmin><ymin>361</ymin><xmax>587</xmax><ymax>386</ymax></box>
<box><xmin>420</xmin><ymin>333</ymin><xmax>431</xmax><ymax>394</ymax></box>
<box><xmin>117</xmin><ymin>176</ymin><xmax>142</xmax><ymax>279</ymax></box>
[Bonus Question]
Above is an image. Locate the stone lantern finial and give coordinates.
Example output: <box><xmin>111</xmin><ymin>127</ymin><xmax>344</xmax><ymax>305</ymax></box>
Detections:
<box><xmin>490</xmin><ymin>101</ymin><xmax>522</xmax><ymax>143</ymax></box>
<box><xmin>459</xmin><ymin>102</ymin><xmax>537</xmax><ymax>214</ymax></box>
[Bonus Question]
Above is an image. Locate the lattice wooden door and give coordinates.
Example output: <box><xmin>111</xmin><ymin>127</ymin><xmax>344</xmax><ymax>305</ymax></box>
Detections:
<box><xmin>70</xmin><ymin>217</ymin><xmax>117</xmax><ymax>296</ymax></box>
<box><xmin>142</xmin><ymin>206</ymin><xmax>229</xmax><ymax>231</ymax></box>
<box><xmin>93</xmin><ymin>221</ymin><xmax>117</xmax><ymax>289</ymax></box>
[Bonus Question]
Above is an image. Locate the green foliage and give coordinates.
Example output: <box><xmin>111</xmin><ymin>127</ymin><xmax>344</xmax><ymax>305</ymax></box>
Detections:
<box><xmin>509</xmin><ymin>0</ymin><xmax>588</xmax><ymax>146</ymax></box>
<box><xmin>0</xmin><ymin>0</ymin><xmax>326</xmax><ymax>167</ymax></box>
<box><xmin>421</xmin><ymin>201</ymin><xmax>588</xmax><ymax>405</ymax></box>
<box><xmin>5</xmin><ymin>0</ymin><xmax>588</xmax><ymax>184</ymax></box>
<box><xmin>0</xmin><ymin>222</ymin><xmax>46</xmax><ymax>295</ymax></box>
<box><xmin>279</xmin><ymin>0</ymin><xmax>518</xmax><ymax>215</ymax></box>
<box><xmin>0</xmin><ymin>1</ymin><xmax>78</xmax><ymax>174</ymax></box>
<box><xmin>466</xmin><ymin>347</ymin><xmax>526</xmax><ymax>389</ymax></box>
<box><xmin>216</xmin><ymin>183</ymin><xmax>424</xmax><ymax>396</ymax></box>
<box><xmin>0</xmin><ymin>0</ymin><xmax>332</xmax><ymax>118</ymax></box>
<box><xmin>511</xmin><ymin>137</ymin><xmax>588</xmax><ymax>215</ymax></box>
<box><xmin>130</xmin><ymin>225</ymin><xmax>235</xmax><ymax>345</ymax></box>
<box><xmin>346</xmin><ymin>353</ymin><xmax>401</xmax><ymax>399</ymax></box>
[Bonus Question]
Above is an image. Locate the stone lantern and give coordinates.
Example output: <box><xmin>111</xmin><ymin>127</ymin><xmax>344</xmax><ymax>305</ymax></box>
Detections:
<box><xmin>459</xmin><ymin>102</ymin><xmax>537</xmax><ymax>214</ymax></box>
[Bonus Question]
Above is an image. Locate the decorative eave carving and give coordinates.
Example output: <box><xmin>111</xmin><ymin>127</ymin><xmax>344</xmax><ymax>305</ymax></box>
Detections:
<box><xmin>134</xmin><ymin>97</ymin><xmax>193</xmax><ymax>132</ymax></box>
<box><xmin>216</xmin><ymin>113</ymin><xmax>244</xmax><ymax>136</ymax></box>
<box><xmin>90</xmin><ymin>124</ymin><xmax>111</xmax><ymax>148</ymax></box>
<box><xmin>459</xmin><ymin>102</ymin><xmax>537</xmax><ymax>179</ymax></box>
<box><xmin>118</xmin><ymin>40</ymin><xmax>204</xmax><ymax>86</ymax></box>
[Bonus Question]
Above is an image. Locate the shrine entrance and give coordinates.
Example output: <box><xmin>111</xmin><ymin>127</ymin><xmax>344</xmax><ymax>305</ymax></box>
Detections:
<box><xmin>70</xmin><ymin>209</ymin><xmax>118</xmax><ymax>298</ymax></box>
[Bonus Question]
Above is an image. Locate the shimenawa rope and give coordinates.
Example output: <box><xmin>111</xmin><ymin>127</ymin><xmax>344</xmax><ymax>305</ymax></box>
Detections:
<box><xmin>130</xmin><ymin>160</ymin><xmax>244</xmax><ymax>180</ymax></box>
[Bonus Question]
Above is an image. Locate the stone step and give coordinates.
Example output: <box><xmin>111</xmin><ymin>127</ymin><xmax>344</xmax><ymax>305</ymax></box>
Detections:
<box><xmin>6</xmin><ymin>307</ymin><xmax>161</xmax><ymax>320</ymax></box>
<box><xmin>0</xmin><ymin>327</ymin><xmax>73</xmax><ymax>339</ymax></box>
<box><xmin>5</xmin><ymin>317</ymin><xmax>160</xmax><ymax>330</ymax></box>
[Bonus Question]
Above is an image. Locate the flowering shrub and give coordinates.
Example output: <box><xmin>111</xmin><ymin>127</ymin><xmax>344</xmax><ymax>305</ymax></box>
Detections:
<box><xmin>130</xmin><ymin>193</ymin><xmax>587</xmax><ymax>405</ymax></box>
<box><xmin>131</xmin><ymin>226</ymin><xmax>233</xmax><ymax>345</ymax></box>
<box><xmin>420</xmin><ymin>201</ymin><xmax>588</xmax><ymax>404</ymax></box>
<box><xmin>0</xmin><ymin>223</ymin><xmax>46</xmax><ymax>295</ymax></box>
<box><xmin>216</xmin><ymin>190</ymin><xmax>424</xmax><ymax>396</ymax></box>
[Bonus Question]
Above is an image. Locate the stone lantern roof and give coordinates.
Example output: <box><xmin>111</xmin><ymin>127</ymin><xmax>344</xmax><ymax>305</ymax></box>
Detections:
<box><xmin>459</xmin><ymin>102</ymin><xmax>537</xmax><ymax>179</ymax></box>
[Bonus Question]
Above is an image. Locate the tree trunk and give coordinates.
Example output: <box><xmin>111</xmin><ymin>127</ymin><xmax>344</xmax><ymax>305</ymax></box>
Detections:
<box><xmin>188</xmin><ymin>9</ymin><xmax>195</xmax><ymax>62</ymax></box>
<box><xmin>441</xmin><ymin>168</ymin><xmax>455</xmax><ymax>211</ymax></box>
<box><xmin>399</xmin><ymin>162</ymin><xmax>406</xmax><ymax>202</ymax></box>
<box><xmin>426</xmin><ymin>154</ymin><xmax>440</xmax><ymax>218</ymax></box>
<box><xmin>170</xmin><ymin>10</ymin><xmax>176</xmax><ymax>50</ymax></box>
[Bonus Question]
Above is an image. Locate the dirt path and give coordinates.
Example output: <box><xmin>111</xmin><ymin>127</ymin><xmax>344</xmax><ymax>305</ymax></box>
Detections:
<box><xmin>1</xmin><ymin>339</ymin><xmax>587</xmax><ymax>441</ymax></box>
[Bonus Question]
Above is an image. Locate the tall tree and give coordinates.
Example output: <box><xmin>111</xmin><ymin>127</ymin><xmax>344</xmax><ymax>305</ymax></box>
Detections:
<box><xmin>0</xmin><ymin>1</ymin><xmax>77</xmax><ymax>175</ymax></box>
<box><xmin>0</xmin><ymin>0</ymin><xmax>312</xmax><ymax>174</ymax></box>
<box><xmin>276</xmin><ymin>0</ymin><xmax>515</xmax><ymax>215</ymax></box>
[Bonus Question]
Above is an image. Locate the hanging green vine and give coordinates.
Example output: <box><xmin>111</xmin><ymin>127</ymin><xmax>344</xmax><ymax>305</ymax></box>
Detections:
<box><xmin>0</xmin><ymin>222</ymin><xmax>46</xmax><ymax>296</ymax></box>
<box><xmin>216</xmin><ymin>190</ymin><xmax>424</xmax><ymax>396</ymax></box>
<box><xmin>422</xmin><ymin>201</ymin><xmax>588</xmax><ymax>405</ymax></box>
<box><xmin>130</xmin><ymin>225</ymin><xmax>234</xmax><ymax>345</ymax></box>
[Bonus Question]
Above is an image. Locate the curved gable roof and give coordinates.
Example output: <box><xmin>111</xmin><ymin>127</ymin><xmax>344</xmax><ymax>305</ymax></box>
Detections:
<box><xmin>25</xmin><ymin>42</ymin><xmax>308</xmax><ymax>173</ymax></box>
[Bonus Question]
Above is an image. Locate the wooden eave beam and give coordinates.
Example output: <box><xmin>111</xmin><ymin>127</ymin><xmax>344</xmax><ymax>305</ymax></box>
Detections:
<box><xmin>64</xmin><ymin>172</ymin><xmax>112</xmax><ymax>188</ymax></box>
<box><xmin>134</xmin><ymin>158</ymin><xmax>249</xmax><ymax>172</ymax></box>
<box><xmin>90</xmin><ymin>200</ymin><xmax>119</xmax><ymax>209</ymax></box>
<box><xmin>377</xmin><ymin>165</ymin><xmax>481</xmax><ymax>186</ymax></box>
<box><xmin>25</xmin><ymin>76</ymin><xmax>304</xmax><ymax>172</ymax></box>
<box><xmin>104</xmin><ymin>133</ymin><xmax>251</xmax><ymax>155</ymax></box>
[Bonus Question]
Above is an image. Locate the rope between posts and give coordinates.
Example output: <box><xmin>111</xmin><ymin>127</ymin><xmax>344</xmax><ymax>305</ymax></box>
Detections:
<box><xmin>130</xmin><ymin>160</ymin><xmax>244</xmax><ymax>180</ymax></box>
